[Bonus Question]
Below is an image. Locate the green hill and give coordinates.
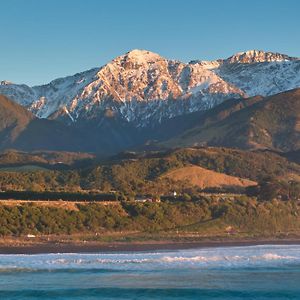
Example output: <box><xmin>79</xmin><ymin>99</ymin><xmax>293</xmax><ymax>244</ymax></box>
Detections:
<box><xmin>162</xmin><ymin>89</ymin><xmax>300</xmax><ymax>152</ymax></box>
<box><xmin>0</xmin><ymin>147</ymin><xmax>298</xmax><ymax>195</ymax></box>
<box><xmin>0</xmin><ymin>95</ymin><xmax>84</xmax><ymax>151</ymax></box>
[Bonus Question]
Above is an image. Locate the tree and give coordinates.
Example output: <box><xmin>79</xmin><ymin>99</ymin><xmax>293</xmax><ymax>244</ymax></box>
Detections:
<box><xmin>182</xmin><ymin>193</ymin><xmax>192</xmax><ymax>201</ymax></box>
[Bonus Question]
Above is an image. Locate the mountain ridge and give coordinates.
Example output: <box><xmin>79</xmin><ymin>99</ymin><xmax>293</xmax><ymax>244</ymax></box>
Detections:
<box><xmin>1</xmin><ymin>49</ymin><xmax>299</xmax><ymax>128</ymax></box>
<box><xmin>161</xmin><ymin>88</ymin><xmax>300</xmax><ymax>152</ymax></box>
<box><xmin>0</xmin><ymin>49</ymin><xmax>299</xmax><ymax>154</ymax></box>
<box><xmin>0</xmin><ymin>95</ymin><xmax>85</xmax><ymax>152</ymax></box>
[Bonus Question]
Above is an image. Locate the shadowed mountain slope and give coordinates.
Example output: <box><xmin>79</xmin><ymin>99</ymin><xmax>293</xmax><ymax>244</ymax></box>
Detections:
<box><xmin>162</xmin><ymin>89</ymin><xmax>300</xmax><ymax>152</ymax></box>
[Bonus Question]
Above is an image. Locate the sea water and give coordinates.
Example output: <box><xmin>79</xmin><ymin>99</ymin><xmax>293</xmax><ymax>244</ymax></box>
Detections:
<box><xmin>0</xmin><ymin>245</ymin><xmax>300</xmax><ymax>299</ymax></box>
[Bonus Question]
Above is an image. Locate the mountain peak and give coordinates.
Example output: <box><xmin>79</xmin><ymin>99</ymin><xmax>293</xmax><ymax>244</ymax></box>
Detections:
<box><xmin>112</xmin><ymin>49</ymin><xmax>164</xmax><ymax>66</ymax></box>
<box><xmin>126</xmin><ymin>49</ymin><xmax>162</xmax><ymax>57</ymax></box>
<box><xmin>1</xmin><ymin>48</ymin><xmax>300</xmax><ymax>133</ymax></box>
<box><xmin>225</xmin><ymin>50</ymin><xmax>298</xmax><ymax>64</ymax></box>
<box><xmin>126</xmin><ymin>49</ymin><xmax>158</xmax><ymax>56</ymax></box>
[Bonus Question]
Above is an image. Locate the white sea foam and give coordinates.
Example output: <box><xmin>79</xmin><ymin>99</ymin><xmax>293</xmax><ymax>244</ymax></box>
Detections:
<box><xmin>257</xmin><ymin>253</ymin><xmax>296</xmax><ymax>260</ymax></box>
<box><xmin>0</xmin><ymin>245</ymin><xmax>299</xmax><ymax>272</ymax></box>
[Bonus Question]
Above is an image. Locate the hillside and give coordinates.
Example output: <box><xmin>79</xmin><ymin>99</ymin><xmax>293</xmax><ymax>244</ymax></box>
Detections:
<box><xmin>284</xmin><ymin>150</ymin><xmax>300</xmax><ymax>164</ymax></box>
<box><xmin>162</xmin><ymin>89</ymin><xmax>300</xmax><ymax>152</ymax></box>
<box><xmin>0</xmin><ymin>150</ymin><xmax>95</xmax><ymax>168</ymax></box>
<box><xmin>0</xmin><ymin>95</ymin><xmax>33</xmax><ymax>148</ymax></box>
<box><xmin>0</xmin><ymin>95</ymin><xmax>84</xmax><ymax>151</ymax></box>
<box><xmin>0</xmin><ymin>199</ymin><xmax>300</xmax><ymax>239</ymax></box>
<box><xmin>0</xmin><ymin>147</ymin><xmax>298</xmax><ymax>194</ymax></box>
<box><xmin>161</xmin><ymin>165</ymin><xmax>256</xmax><ymax>189</ymax></box>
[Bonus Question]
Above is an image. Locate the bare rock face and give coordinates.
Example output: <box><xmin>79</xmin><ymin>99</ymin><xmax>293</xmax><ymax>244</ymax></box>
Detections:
<box><xmin>209</xmin><ymin>50</ymin><xmax>300</xmax><ymax>98</ymax></box>
<box><xmin>224</xmin><ymin>50</ymin><xmax>297</xmax><ymax>64</ymax></box>
<box><xmin>0</xmin><ymin>49</ymin><xmax>299</xmax><ymax>128</ymax></box>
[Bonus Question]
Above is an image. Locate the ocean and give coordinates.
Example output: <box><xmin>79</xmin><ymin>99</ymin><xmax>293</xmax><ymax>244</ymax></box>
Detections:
<box><xmin>0</xmin><ymin>244</ymin><xmax>300</xmax><ymax>299</ymax></box>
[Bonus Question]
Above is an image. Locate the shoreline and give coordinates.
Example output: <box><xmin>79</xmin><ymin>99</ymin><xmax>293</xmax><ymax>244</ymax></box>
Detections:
<box><xmin>1</xmin><ymin>238</ymin><xmax>300</xmax><ymax>254</ymax></box>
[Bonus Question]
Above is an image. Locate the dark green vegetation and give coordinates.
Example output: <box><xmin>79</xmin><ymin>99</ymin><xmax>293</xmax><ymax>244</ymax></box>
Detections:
<box><xmin>0</xmin><ymin>147</ymin><xmax>298</xmax><ymax>195</ymax></box>
<box><xmin>284</xmin><ymin>150</ymin><xmax>300</xmax><ymax>164</ymax></box>
<box><xmin>247</xmin><ymin>177</ymin><xmax>300</xmax><ymax>201</ymax></box>
<box><xmin>163</xmin><ymin>89</ymin><xmax>300</xmax><ymax>152</ymax></box>
<box><xmin>0</xmin><ymin>150</ymin><xmax>95</xmax><ymax>169</ymax></box>
<box><xmin>0</xmin><ymin>191</ymin><xmax>117</xmax><ymax>202</ymax></box>
<box><xmin>1</xmin><ymin>198</ymin><xmax>300</xmax><ymax>237</ymax></box>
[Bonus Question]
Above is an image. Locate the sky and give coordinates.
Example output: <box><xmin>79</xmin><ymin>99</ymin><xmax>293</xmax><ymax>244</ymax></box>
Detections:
<box><xmin>1</xmin><ymin>0</ymin><xmax>300</xmax><ymax>86</ymax></box>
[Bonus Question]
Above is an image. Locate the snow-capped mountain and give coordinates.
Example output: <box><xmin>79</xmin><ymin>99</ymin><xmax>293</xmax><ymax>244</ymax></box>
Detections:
<box><xmin>0</xmin><ymin>49</ymin><xmax>299</xmax><ymax>128</ymax></box>
<box><xmin>0</xmin><ymin>50</ymin><xmax>243</xmax><ymax>126</ymax></box>
<box><xmin>198</xmin><ymin>50</ymin><xmax>300</xmax><ymax>97</ymax></box>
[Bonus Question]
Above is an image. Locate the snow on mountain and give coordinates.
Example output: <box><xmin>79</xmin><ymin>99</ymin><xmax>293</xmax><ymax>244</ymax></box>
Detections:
<box><xmin>216</xmin><ymin>59</ymin><xmax>300</xmax><ymax>97</ymax></box>
<box><xmin>0</xmin><ymin>50</ymin><xmax>243</xmax><ymax>126</ymax></box>
<box><xmin>224</xmin><ymin>50</ymin><xmax>297</xmax><ymax>64</ymax></box>
<box><xmin>200</xmin><ymin>50</ymin><xmax>300</xmax><ymax>97</ymax></box>
<box><xmin>0</xmin><ymin>81</ymin><xmax>38</xmax><ymax>107</ymax></box>
<box><xmin>0</xmin><ymin>68</ymin><xmax>99</xmax><ymax>119</ymax></box>
<box><xmin>0</xmin><ymin>49</ymin><xmax>299</xmax><ymax>127</ymax></box>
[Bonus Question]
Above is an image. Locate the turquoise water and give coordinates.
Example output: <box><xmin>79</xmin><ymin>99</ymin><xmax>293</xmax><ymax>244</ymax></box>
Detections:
<box><xmin>1</xmin><ymin>245</ymin><xmax>300</xmax><ymax>299</ymax></box>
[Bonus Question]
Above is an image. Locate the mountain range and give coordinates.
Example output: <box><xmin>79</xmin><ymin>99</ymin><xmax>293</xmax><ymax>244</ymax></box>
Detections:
<box><xmin>0</xmin><ymin>49</ymin><xmax>299</xmax><ymax>154</ymax></box>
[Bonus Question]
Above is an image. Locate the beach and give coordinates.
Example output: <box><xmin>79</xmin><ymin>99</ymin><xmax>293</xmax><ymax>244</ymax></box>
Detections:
<box><xmin>1</xmin><ymin>238</ymin><xmax>300</xmax><ymax>254</ymax></box>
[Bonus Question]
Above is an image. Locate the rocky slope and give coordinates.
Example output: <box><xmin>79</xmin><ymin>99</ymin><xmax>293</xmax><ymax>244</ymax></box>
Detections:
<box><xmin>214</xmin><ymin>50</ymin><xmax>300</xmax><ymax>97</ymax></box>
<box><xmin>0</xmin><ymin>49</ymin><xmax>299</xmax><ymax>154</ymax></box>
<box><xmin>0</xmin><ymin>50</ymin><xmax>244</xmax><ymax>127</ymax></box>
<box><xmin>3</xmin><ymin>49</ymin><xmax>299</xmax><ymax>128</ymax></box>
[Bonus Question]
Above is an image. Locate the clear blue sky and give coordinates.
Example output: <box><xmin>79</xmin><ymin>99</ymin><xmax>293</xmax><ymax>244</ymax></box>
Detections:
<box><xmin>1</xmin><ymin>0</ymin><xmax>300</xmax><ymax>86</ymax></box>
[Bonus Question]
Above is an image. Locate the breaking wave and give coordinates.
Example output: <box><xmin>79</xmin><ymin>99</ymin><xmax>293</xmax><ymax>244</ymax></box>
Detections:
<box><xmin>40</xmin><ymin>253</ymin><xmax>298</xmax><ymax>266</ymax></box>
<box><xmin>0</xmin><ymin>245</ymin><xmax>299</xmax><ymax>273</ymax></box>
<box><xmin>1</xmin><ymin>245</ymin><xmax>300</xmax><ymax>299</ymax></box>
